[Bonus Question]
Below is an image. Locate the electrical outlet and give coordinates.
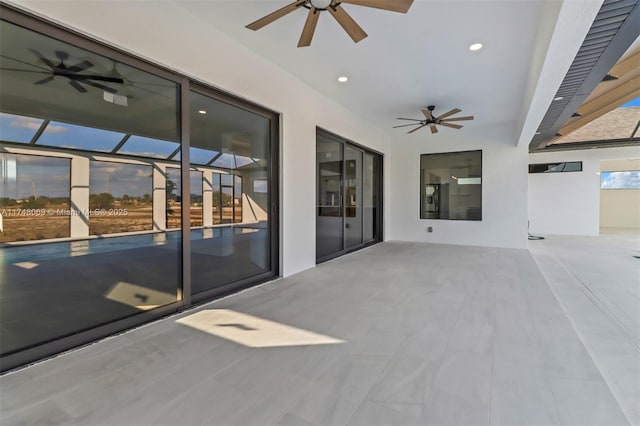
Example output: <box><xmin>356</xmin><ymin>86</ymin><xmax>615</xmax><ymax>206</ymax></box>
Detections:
<box><xmin>427</xmin><ymin>226</ymin><xmax>433</xmax><ymax>233</ymax></box>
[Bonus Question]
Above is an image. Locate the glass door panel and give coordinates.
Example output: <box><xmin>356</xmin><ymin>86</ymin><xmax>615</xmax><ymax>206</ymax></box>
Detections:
<box><xmin>344</xmin><ymin>146</ymin><xmax>363</xmax><ymax>250</ymax></box>
<box><xmin>363</xmin><ymin>152</ymin><xmax>375</xmax><ymax>243</ymax></box>
<box><xmin>316</xmin><ymin>136</ymin><xmax>343</xmax><ymax>260</ymax></box>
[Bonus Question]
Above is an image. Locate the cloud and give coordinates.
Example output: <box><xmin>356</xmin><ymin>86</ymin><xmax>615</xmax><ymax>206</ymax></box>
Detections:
<box><xmin>43</xmin><ymin>124</ymin><xmax>68</xmax><ymax>134</ymax></box>
<box><xmin>9</xmin><ymin>117</ymin><xmax>43</xmax><ymax>131</ymax></box>
<box><xmin>602</xmin><ymin>171</ymin><xmax>640</xmax><ymax>189</ymax></box>
<box><xmin>9</xmin><ymin>117</ymin><xmax>67</xmax><ymax>134</ymax></box>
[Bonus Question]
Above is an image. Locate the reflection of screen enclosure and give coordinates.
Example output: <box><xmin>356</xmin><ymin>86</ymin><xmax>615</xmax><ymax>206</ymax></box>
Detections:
<box><xmin>0</xmin><ymin>153</ymin><xmax>71</xmax><ymax>242</ymax></box>
<box><xmin>89</xmin><ymin>161</ymin><xmax>152</xmax><ymax>235</ymax></box>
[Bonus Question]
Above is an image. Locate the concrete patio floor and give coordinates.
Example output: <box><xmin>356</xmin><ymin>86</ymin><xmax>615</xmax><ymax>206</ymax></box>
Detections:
<box><xmin>1</xmin><ymin>237</ymin><xmax>637</xmax><ymax>425</ymax></box>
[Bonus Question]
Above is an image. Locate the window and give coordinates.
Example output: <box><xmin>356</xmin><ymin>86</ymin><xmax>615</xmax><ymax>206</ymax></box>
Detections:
<box><xmin>420</xmin><ymin>150</ymin><xmax>482</xmax><ymax>221</ymax></box>
<box><xmin>529</xmin><ymin>162</ymin><xmax>582</xmax><ymax>173</ymax></box>
<box><xmin>601</xmin><ymin>171</ymin><xmax>640</xmax><ymax>189</ymax></box>
<box><xmin>0</xmin><ymin>7</ymin><xmax>278</xmax><ymax>372</ymax></box>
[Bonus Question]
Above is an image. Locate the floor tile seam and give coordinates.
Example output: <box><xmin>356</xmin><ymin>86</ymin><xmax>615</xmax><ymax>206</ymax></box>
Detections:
<box><xmin>0</xmin><ymin>336</ymin><xmax>183</xmax><ymax>419</ymax></box>
<box><xmin>529</xmin><ymin>247</ymin><xmax>634</xmax><ymax>426</ymax></box>
<box><xmin>521</xmin><ymin>248</ymin><xmax>581</xmax><ymax>426</ymax></box>
<box><xmin>3</xmin><ymin>341</ymin><xmax>251</xmax><ymax>423</ymax></box>
<box><xmin>551</xmin><ymin>254</ymin><xmax>640</xmax><ymax>351</ymax></box>
<box><xmin>487</xmin><ymin>287</ymin><xmax>498</xmax><ymax>426</ymax></box>
<box><xmin>415</xmin><ymin>296</ymin><xmax>466</xmax><ymax>425</ymax></box>
<box><xmin>128</xmin><ymin>347</ymin><xmax>254</xmax><ymax>422</ymax></box>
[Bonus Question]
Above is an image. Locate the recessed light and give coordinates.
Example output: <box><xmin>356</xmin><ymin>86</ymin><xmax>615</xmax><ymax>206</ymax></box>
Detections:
<box><xmin>337</xmin><ymin>76</ymin><xmax>348</xmax><ymax>83</ymax></box>
<box><xmin>198</xmin><ymin>110</ymin><xmax>207</xmax><ymax>114</ymax></box>
<box><xmin>469</xmin><ymin>43</ymin><xmax>483</xmax><ymax>51</ymax></box>
<box><xmin>553</xmin><ymin>96</ymin><xmax>564</xmax><ymax>101</ymax></box>
<box><xmin>535</xmin><ymin>132</ymin><xmax>541</xmax><ymax>135</ymax></box>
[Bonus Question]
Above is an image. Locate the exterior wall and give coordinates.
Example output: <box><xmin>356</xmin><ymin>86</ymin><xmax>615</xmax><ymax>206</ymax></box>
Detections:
<box><xmin>600</xmin><ymin>189</ymin><xmax>640</xmax><ymax>230</ymax></box>
<box><xmin>9</xmin><ymin>0</ymin><xmax>391</xmax><ymax>277</ymax></box>
<box><xmin>388</xmin><ymin>123</ymin><xmax>529</xmax><ymax>250</ymax></box>
<box><xmin>600</xmin><ymin>159</ymin><xmax>640</xmax><ymax>230</ymax></box>
<box><xmin>528</xmin><ymin>146</ymin><xmax>640</xmax><ymax>236</ymax></box>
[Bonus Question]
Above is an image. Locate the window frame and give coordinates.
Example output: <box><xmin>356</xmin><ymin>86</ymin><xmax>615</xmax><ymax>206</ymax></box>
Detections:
<box><xmin>0</xmin><ymin>3</ymin><xmax>280</xmax><ymax>372</ymax></box>
<box><xmin>419</xmin><ymin>149</ymin><xmax>483</xmax><ymax>221</ymax></box>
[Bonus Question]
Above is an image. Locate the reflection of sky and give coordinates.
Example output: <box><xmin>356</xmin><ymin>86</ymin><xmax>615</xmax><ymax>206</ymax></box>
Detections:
<box><xmin>1</xmin><ymin>154</ymin><xmax>70</xmax><ymax>198</ymax></box>
<box><xmin>164</xmin><ymin>168</ymin><xmax>203</xmax><ymax>196</ymax></box>
<box><xmin>191</xmin><ymin>171</ymin><xmax>203</xmax><ymax>195</ymax></box>
<box><xmin>213</xmin><ymin>153</ymin><xmax>235</xmax><ymax>169</ymax></box>
<box><xmin>90</xmin><ymin>161</ymin><xmax>151</xmax><ymax>197</ymax></box>
<box><xmin>0</xmin><ymin>113</ymin><xmax>43</xmax><ymax>143</ymax></box>
<box><xmin>253</xmin><ymin>179</ymin><xmax>268</xmax><ymax>193</ymax></box>
<box><xmin>221</xmin><ymin>174</ymin><xmax>233</xmax><ymax>186</ymax></box>
<box><xmin>235</xmin><ymin>155</ymin><xmax>254</xmax><ymax>168</ymax></box>
<box><xmin>118</xmin><ymin>135</ymin><xmax>179</xmax><ymax>159</ymax></box>
<box><xmin>189</xmin><ymin>147</ymin><xmax>218</xmax><ymax>165</ymax></box>
<box><xmin>37</xmin><ymin>121</ymin><xmax>124</xmax><ymax>152</ymax></box>
<box><xmin>601</xmin><ymin>171</ymin><xmax>640</xmax><ymax>189</ymax></box>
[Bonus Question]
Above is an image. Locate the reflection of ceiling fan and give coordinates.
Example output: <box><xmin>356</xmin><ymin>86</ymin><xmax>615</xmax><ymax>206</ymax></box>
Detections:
<box><xmin>393</xmin><ymin>106</ymin><xmax>474</xmax><ymax>134</ymax></box>
<box><xmin>27</xmin><ymin>49</ymin><xmax>124</xmax><ymax>93</ymax></box>
<box><xmin>246</xmin><ymin>0</ymin><xmax>414</xmax><ymax>47</ymax></box>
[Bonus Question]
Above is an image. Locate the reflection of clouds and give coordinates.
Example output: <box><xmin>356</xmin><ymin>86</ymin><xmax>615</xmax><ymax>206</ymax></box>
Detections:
<box><xmin>90</xmin><ymin>161</ymin><xmax>151</xmax><ymax>197</ymax></box>
<box><xmin>8</xmin><ymin>116</ymin><xmax>41</xmax><ymax>130</ymax></box>
<box><xmin>602</xmin><ymin>171</ymin><xmax>640</xmax><ymax>189</ymax></box>
<box><xmin>10</xmin><ymin>117</ymin><xmax>67</xmax><ymax>134</ymax></box>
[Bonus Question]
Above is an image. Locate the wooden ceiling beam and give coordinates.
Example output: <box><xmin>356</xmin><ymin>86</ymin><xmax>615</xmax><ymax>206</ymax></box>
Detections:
<box><xmin>575</xmin><ymin>75</ymin><xmax>640</xmax><ymax>116</ymax></box>
<box><xmin>607</xmin><ymin>50</ymin><xmax>640</xmax><ymax>79</ymax></box>
<box><xmin>559</xmin><ymin>86</ymin><xmax>640</xmax><ymax>136</ymax></box>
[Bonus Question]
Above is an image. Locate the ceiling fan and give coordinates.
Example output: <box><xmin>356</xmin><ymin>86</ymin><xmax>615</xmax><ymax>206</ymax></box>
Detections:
<box><xmin>246</xmin><ymin>0</ymin><xmax>414</xmax><ymax>47</ymax></box>
<box><xmin>26</xmin><ymin>49</ymin><xmax>124</xmax><ymax>93</ymax></box>
<box><xmin>393</xmin><ymin>106</ymin><xmax>474</xmax><ymax>134</ymax></box>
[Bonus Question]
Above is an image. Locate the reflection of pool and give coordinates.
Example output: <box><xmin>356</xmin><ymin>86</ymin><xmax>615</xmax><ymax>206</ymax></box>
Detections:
<box><xmin>0</xmin><ymin>227</ymin><xmax>262</xmax><ymax>265</ymax></box>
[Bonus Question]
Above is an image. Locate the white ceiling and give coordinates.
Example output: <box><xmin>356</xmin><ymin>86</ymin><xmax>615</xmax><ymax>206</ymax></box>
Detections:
<box><xmin>175</xmin><ymin>0</ymin><xmax>553</xmax><ymax>134</ymax></box>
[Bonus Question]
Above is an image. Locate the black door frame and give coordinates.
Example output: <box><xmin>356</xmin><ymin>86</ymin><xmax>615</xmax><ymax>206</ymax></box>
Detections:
<box><xmin>316</xmin><ymin>128</ymin><xmax>383</xmax><ymax>263</ymax></box>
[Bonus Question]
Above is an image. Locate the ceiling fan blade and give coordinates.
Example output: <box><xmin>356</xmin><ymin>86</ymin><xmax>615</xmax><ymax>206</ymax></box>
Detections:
<box><xmin>1</xmin><ymin>54</ymin><xmax>50</xmax><ymax>71</ymax></box>
<box><xmin>421</xmin><ymin>109</ymin><xmax>434</xmax><ymax>120</ymax></box>
<box><xmin>407</xmin><ymin>124</ymin><xmax>426</xmax><ymax>134</ymax></box>
<box><xmin>393</xmin><ymin>123</ymin><xmax>424</xmax><ymax>128</ymax></box>
<box><xmin>328</xmin><ymin>5</ymin><xmax>368</xmax><ymax>43</ymax></box>
<box><xmin>298</xmin><ymin>7</ymin><xmax>320</xmax><ymax>47</ymax></box>
<box><xmin>82</xmin><ymin>79</ymin><xmax>118</xmax><ymax>93</ymax></box>
<box><xmin>430</xmin><ymin>125</ymin><xmax>438</xmax><ymax>134</ymax></box>
<box><xmin>67</xmin><ymin>60</ymin><xmax>94</xmax><ymax>73</ymax></box>
<box><xmin>34</xmin><ymin>75</ymin><xmax>54</xmax><ymax>85</ymax></box>
<box><xmin>340</xmin><ymin>0</ymin><xmax>414</xmax><ymax>13</ymax></box>
<box><xmin>436</xmin><ymin>108</ymin><xmax>461</xmax><ymax>120</ymax></box>
<box><xmin>396</xmin><ymin>117</ymin><xmax>422</xmax><ymax>121</ymax></box>
<box><xmin>68</xmin><ymin>80</ymin><xmax>87</xmax><ymax>93</ymax></box>
<box><xmin>70</xmin><ymin>74</ymin><xmax>124</xmax><ymax>84</ymax></box>
<box><xmin>439</xmin><ymin>122</ymin><xmax>463</xmax><ymax>129</ymax></box>
<box><xmin>1</xmin><ymin>68</ymin><xmax>50</xmax><ymax>74</ymax></box>
<box><xmin>28</xmin><ymin>48</ymin><xmax>56</xmax><ymax>70</ymax></box>
<box><xmin>246</xmin><ymin>0</ymin><xmax>306</xmax><ymax>31</ymax></box>
<box><xmin>441</xmin><ymin>116</ymin><xmax>474</xmax><ymax>122</ymax></box>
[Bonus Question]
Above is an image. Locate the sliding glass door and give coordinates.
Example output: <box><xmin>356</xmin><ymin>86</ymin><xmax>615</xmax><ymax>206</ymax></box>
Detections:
<box><xmin>316</xmin><ymin>130</ymin><xmax>382</xmax><ymax>263</ymax></box>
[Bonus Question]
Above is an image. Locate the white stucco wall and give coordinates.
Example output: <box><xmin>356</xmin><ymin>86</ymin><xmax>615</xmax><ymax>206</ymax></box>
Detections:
<box><xmin>388</xmin><ymin>123</ymin><xmax>530</xmax><ymax>249</ymax></box>
<box><xmin>8</xmin><ymin>0</ymin><xmax>391</xmax><ymax>277</ymax></box>
<box><xmin>528</xmin><ymin>146</ymin><xmax>640</xmax><ymax>236</ymax></box>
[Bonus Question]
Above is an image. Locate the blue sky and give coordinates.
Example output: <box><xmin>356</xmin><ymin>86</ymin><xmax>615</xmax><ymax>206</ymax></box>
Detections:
<box><xmin>620</xmin><ymin>97</ymin><xmax>640</xmax><ymax>108</ymax></box>
<box><xmin>601</xmin><ymin>171</ymin><xmax>640</xmax><ymax>189</ymax></box>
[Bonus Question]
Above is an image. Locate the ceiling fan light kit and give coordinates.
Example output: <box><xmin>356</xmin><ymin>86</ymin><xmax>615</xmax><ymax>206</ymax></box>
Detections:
<box><xmin>393</xmin><ymin>105</ymin><xmax>474</xmax><ymax>134</ymax></box>
<box><xmin>246</xmin><ymin>0</ymin><xmax>414</xmax><ymax>47</ymax></box>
